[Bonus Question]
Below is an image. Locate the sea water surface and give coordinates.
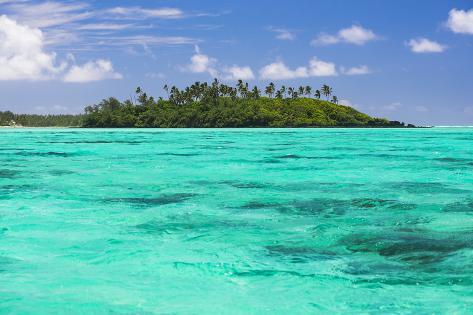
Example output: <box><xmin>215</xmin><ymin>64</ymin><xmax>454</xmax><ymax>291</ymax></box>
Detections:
<box><xmin>0</xmin><ymin>128</ymin><xmax>472</xmax><ymax>314</ymax></box>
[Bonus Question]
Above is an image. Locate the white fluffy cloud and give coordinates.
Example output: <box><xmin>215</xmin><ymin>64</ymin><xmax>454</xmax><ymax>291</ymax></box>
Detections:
<box><xmin>222</xmin><ymin>66</ymin><xmax>255</xmax><ymax>80</ymax></box>
<box><xmin>446</xmin><ymin>9</ymin><xmax>473</xmax><ymax>34</ymax></box>
<box><xmin>259</xmin><ymin>57</ymin><xmax>338</xmax><ymax>80</ymax></box>
<box><xmin>0</xmin><ymin>15</ymin><xmax>66</xmax><ymax>80</ymax></box>
<box><xmin>259</xmin><ymin>61</ymin><xmax>308</xmax><ymax>80</ymax></box>
<box><xmin>183</xmin><ymin>46</ymin><xmax>254</xmax><ymax>80</ymax></box>
<box><xmin>339</xmin><ymin>26</ymin><xmax>377</xmax><ymax>44</ymax></box>
<box><xmin>308</xmin><ymin>57</ymin><xmax>338</xmax><ymax>76</ymax></box>
<box><xmin>343</xmin><ymin>65</ymin><xmax>371</xmax><ymax>75</ymax></box>
<box><xmin>407</xmin><ymin>38</ymin><xmax>446</xmax><ymax>53</ymax></box>
<box><xmin>185</xmin><ymin>46</ymin><xmax>218</xmax><ymax>77</ymax></box>
<box><xmin>0</xmin><ymin>15</ymin><xmax>122</xmax><ymax>83</ymax></box>
<box><xmin>312</xmin><ymin>25</ymin><xmax>378</xmax><ymax>46</ymax></box>
<box><xmin>63</xmin><ymin>59</ymin><xmax>122</xmax><ymax>83</ymax></box>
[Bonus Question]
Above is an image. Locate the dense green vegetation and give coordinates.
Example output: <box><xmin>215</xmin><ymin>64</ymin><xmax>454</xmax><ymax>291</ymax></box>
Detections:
<box><xmin>83</xmin><ymin>80</ymin><xmax>413</xmax><ymax>128</ymax></box>
<box><xmin>0</xmin><ymin>111</ymin><xmax>83</xmax><ymax>127</ymax></box>
<box><xmin>1</xmin><ymin>80</ymin><xmax>414</xmax><ymax>128</ymax></box>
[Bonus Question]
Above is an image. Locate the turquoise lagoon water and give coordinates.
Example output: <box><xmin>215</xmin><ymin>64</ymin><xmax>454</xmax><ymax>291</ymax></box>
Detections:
<box><xmin>0</xmin><ymin>128</ymin><xmax>472</xmax><ymax>314</ymax></box>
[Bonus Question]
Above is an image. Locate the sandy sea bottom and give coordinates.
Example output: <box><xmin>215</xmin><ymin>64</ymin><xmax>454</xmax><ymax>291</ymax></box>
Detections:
<box><xmin>0</xmin><ymin>128</ymin><xmax>472</xmax><ymax>314</ymax></box>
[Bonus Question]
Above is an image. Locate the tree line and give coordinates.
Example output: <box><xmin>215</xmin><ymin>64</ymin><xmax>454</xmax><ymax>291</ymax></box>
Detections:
<box><xmin>82</xmin><ymin>80</ymin><xmax>412</xmax><ymax>128</ymax></box>
<box><xmin>159</xmin><ymin>80</ymin><xmax>338</xmax><ymax>106</ymax></box>
<box><xmin>1</xmin><ymin>80</ymin><xmax>414</xmax><ymax>128</ymax></box>
<box><xmin>0</xmin><ymin>111</ymin><xmax>83</xmax><ymax>127</ymax></box>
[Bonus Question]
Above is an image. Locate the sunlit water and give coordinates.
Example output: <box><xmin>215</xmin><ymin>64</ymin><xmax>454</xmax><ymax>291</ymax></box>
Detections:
<box><xmin>1</xmin><ymin>128</ymin><xmax>472</xmax><ymax>314</ymax></box>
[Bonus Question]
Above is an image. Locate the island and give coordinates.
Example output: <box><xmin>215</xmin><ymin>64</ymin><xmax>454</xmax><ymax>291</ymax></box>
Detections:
<box><xmin>1</xmin><ymin>81</ymin><xmax>415</xmax><ymax>128</ymax></box>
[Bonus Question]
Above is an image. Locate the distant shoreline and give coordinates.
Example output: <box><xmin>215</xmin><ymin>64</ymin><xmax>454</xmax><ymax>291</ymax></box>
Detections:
<box><xmin>1</xmin><ymin>124</ymin><xmax>424</xmax><ymax>129</ymax></box>
<box><xmin>2</xmin><ymin>82</ymin><xmax>418</xmax><ymax>128</ymax></box>
<box><xmin>0</xmin><ymin>125</ymin><xmax>69</xmax><ymax>128</ymax></box>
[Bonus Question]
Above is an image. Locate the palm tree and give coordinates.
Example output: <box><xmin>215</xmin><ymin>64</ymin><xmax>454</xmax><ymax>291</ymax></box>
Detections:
<box><xmin>298</xmin><ymin>86</ymin><xmax>305</xmax><ymax>96</ymax></box>
<box><xmin>219</xmin><ymin>84</ymin><xmax>229</xmax><ymax>97</ymax></box>
<box><xmin>279</xmin><ymin>85</ymin><xmax>286</xmax><ymax>98</ymax></box>
<box><xmin>265</xmin><ymin>83</ymin><xmax>275</xmax><ymax>98</ymax></box>
<box><xmin>304</xmin><ymin>86</ymin><xmax>312</xmax><ymax>97</ymax></box>
<box><xmin>269</xmin><ymin>82</ymin><xmax>275</xmax><ymax>98</ymax></box>
<box><xmin>321</xmin><ymin>85</ymin><xmax>332</xmax><ymax>101</ymax></box>
<box><xmin>252</xmin><ymin>86</ymin><xmax>260</xmax><ymax>99</ymax></box>
<box><xmin>288</xmin><ymin>87</ymin><xmax>294</xmax><ymax>98</ymax></box>
<box><xmin>331</xmin><ymin>96</ymin><xmax>338</xmax><ymax>104</ymax></box>
<box><xmin>189</xmin><ymin>82</ymin><xmax>197</xmax><ymax>100</ymax></box>
<box><xmin>244</xmin><ymin>82</ymin><xmax>249</xmax><ymax>98</ymax></box>
<box><xmin>170</xmin><ymin>86</ymin><xmax>179</xmax><ymax>104</ymax></box>
<box><xmin>229</xmin><ymin>88</ymin><xmax>237</xmax><ymax>100</ymax></box>
<box><xmin>163</xmin><ymin>84</ymin><xmax>169</xmax><ymax>99</ymax></box>
<box><xmin>135</xmin><ymin>86</ymin><xmax>148</xmax><ymax>105</ymax></box>
<box><xmin>265</xmin><ymin>85</ymin><xmax>272</xmax><ymax>98</ymax></box>
<box><xmin>236</xmin><ymin>80</ymin><xmax>244</xmax><ymax>97</ymax></box>
<box><xmin>314</xmin><ymin>90</ymin><xmax>321</xmax><ymax>99</ymax></box>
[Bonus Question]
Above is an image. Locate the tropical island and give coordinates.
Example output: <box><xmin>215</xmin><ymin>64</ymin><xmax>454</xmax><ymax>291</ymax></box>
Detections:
<box><xmin>1</xmin><ymin>80</ymin><xmax>414</xmax><ymax>128</ymax></box>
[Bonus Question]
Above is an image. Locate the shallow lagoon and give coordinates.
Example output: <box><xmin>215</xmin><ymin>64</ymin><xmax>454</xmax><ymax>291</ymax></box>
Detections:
<box><xmin>1</xmin><ymin>128</ymin><xmax>472</xmax><ymax>313</ymax></box>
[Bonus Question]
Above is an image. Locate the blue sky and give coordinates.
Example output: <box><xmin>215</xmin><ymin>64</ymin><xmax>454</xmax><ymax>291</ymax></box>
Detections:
<box><xmin>1</xmin><ymin>0</ymin><xmax>473</xmax><ymax>125</ymax></box>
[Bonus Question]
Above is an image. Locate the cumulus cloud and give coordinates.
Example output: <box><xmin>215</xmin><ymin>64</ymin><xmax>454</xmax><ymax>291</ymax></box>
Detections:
<box><xmin>0</xmin><ymin>15</ymin><xmax>122</xmax><ymax>83</ymax></box>
<box><xmin>338</xmin><ymin>25</ymin><xmax>377</xmax><ymax>44</ymax></box>
<box><xmin>63</xmin><ymin>59</ymin><xmax>122</xmax><ymax>83</ymax></box>
<box><xmin>446</xmin><ymin>8</ymin><xmax>473</xmax><ymax>34</ymax></box>
<box><xmin>183</xmin><ymin>46</ymin><xmax>254</xmax><ymax>80</ymax></box>
<box><xmin>342</xmin><ymin>65</ymin><xmax>371</xmax><ymax>75</ymax></box>
<box><xmin>184</xmin><ymin>46</ymin><xmax>218</xmax><ymax>76</ymax></box>
<box><xmin>312</xmin><ymin>25</ymin><xmax>378</xmax><ymax>46</ymax></box>
<box><xmin>0</xmin><ymin>15</ymin><xmax>66</xmax><ymax>80</ymax></box>
<box><xmin>308</xmin><ymin>57</ymin><xmax>338</xmax><ymax>76</ymax></box>
<box><xmin>259</xmin><ymin>61</ymin><xmax>308</xmax><ymax>80</ymax></box>
<box><xmin>259</xmin><ymin>57</ymin><xmax>337</xmax><ymax>80</ymax></box>
<box><xmin>407</xmin><ymin>38</ymin><xmax>446</xmax><ymax>53</ymax></box>
<box><xmin>222</xmin><ymin>66</ymin><xmax>255</xmax><ymax>80</ymax></box>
